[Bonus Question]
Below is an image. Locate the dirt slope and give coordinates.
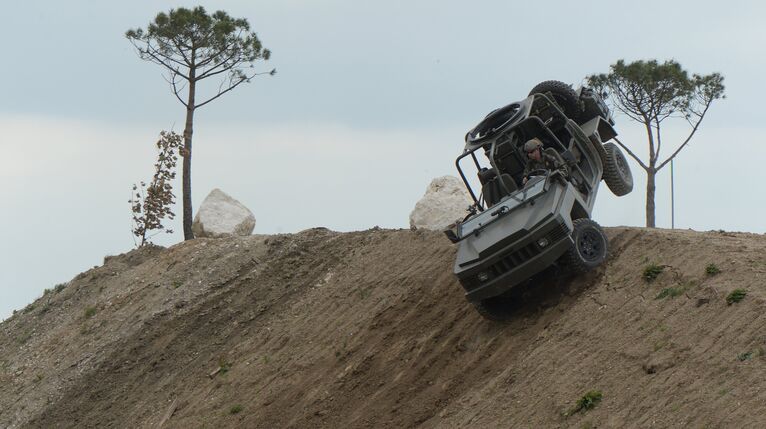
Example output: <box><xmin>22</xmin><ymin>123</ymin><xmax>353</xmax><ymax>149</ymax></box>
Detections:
<box><xmin>2</xmin><ymin>227</ymin><xmax>766</xmax><ymax>428</ymax></box>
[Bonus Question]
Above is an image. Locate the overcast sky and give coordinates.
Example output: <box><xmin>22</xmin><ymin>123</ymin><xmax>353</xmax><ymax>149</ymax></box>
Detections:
<box><xmin>2</xmin><ymin>0</ymin><xmax>764</xmax><ymax>319</ymax></box>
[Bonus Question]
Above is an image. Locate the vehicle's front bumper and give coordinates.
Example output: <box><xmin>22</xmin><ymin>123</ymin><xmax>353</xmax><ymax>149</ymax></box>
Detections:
<box><xmin>456</xmin><ymin>217</ymin><xmax>572</xmax><ymax>302</ymax></box>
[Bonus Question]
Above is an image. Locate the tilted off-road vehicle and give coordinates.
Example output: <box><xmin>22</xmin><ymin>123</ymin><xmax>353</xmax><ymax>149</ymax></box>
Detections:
<box><xmin>445</xmin><ymin>80</ymin><xmax>633</xmax><ymax>320</ymax></box>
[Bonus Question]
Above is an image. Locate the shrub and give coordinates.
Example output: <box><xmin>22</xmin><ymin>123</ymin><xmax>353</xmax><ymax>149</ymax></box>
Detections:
<box><xmin>566</xmin><ymin>390</ymin><xmax>603</xmax><ymax>416</ymax></box>
<box><xmin>705</xmin><ymin>263</ymin><xmax>721</xmax><ymax>276</ymax></box>
<box><xmin>84</xmin><ymin>306</ymin><xmax>97</xmax><ymax>319</ymax></box>
<box><xmin>643</xmin><ymin>264</ymin><xmax>664</xmax><ymax>282</ymax></box>
<box><xmin>130</xmin><ymin>131</ymin><xmax>182</xmax><ymax>247</ymax></box>
<box><xmin>656</xmin><ymin>287</ymin><xmax>684</xmax><ymax>299</ymax></box>
<box><xmin>726</xmin><ymin>289</ymin><xmax>747</xmax><ymax>305</ymax></box>
<box><xmin>229</xmin><ymin>404</ymin><xmax>243</xmax><ymax>415</ymax></box>
<box><xmin>218</xmin><ymin>359</ymin><xmax>232</xmax><ymax>374</ymax></box>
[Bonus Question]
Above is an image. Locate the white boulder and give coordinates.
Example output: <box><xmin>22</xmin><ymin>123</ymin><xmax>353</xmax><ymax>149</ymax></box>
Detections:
<box><xmin>192</xmin><ymin>189</ymin><xmax>256</xmax><ymax>238</ymax></box>
<box><xmin>409</xmin><ymin>176</ymin><xmax>472</xmax><ymax>231</ymax></box>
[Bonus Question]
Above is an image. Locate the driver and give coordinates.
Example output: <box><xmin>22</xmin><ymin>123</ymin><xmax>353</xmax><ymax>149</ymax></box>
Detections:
<box><xmin>522</xmin><ymin>138</ymin><xmax>568</xmax><ymax>185</ymax></box>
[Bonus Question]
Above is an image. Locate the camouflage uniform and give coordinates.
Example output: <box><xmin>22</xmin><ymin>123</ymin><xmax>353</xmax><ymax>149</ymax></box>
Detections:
<box><xmin>523</xmin><ymin>147</ymin><xmax>568</xmax><ymax>179</ymax></box>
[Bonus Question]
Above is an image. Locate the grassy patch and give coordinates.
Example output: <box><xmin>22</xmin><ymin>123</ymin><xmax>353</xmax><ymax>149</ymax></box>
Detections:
<box><xmin>737</xmin><ymin>352</ymin><xmax>753</xmax><ymax>361</ymax></box>
<box><xmin>172</xmin><ymin>280</ymin><xmax>183</xmax><ymax>289</ymax></box>
<box><xmin>705</xmin><ymin>263</ymin><xmax>721</xmax><ymax>276</ymax></box>
<box><xmin>229</xmin><ymin>404</ymin><xmax>243</xmax><ymax>415</ymax></box>
<box><xmin>15</xmin><ymin>331</ymin><xmax>32</xmax><ymax>345</ymax></box>
<box><xmin>566</xmin><ymin>390</ymin><xmax>603</xmax><ymax>416</ymax></box>
<box><xmin>726</xmin><ymin>289</ymin><xmax>747</xmax><ymax>305</ymax></box>
<box><xmin>656</xmin><ymin>287</ymin><xmax>684</xmax><ymax>300</ymax></box>
<box><xmin>84</xmin><ymin>306</ymin><xmax>97</xmax><ymax>319</ymax></box>
<box><xmin>643</xmin><ymin>264</ymin><xmax>664</xmax><ymax>282</ymax></box>
<box><xmin>218</xmin><ymin>359</ymin><xmax>232</xmax><ymax>374</ymax></box>
<box><xmin>39</xmin><ymin>302</ymin><xmax>52</xmax><ymax>315</ymax></box>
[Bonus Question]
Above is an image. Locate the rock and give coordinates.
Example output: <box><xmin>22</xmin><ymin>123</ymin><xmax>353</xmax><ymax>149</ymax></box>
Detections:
<box><xmin>192</xmin><ymin>189</ymin><xmax>255</xmax><ymax>238</ymax></box>
<box><xmin>409</xmin><ymin>176</ymin><xmax>472</xmax><ymax>231</ymax></box>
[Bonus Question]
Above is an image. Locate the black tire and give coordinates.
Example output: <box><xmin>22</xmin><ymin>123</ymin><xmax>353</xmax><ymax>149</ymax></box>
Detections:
<box><xmin>472</xmin><ymin>295</ymin><xmax>514</xmax><ymax>322</ymax></box>
<box><xmin>563</xmin><ymin>218</ymin><xmax>608</xmax><ymax>275</ymax></box>
<box><xmin>602</xmin><ymin>142</ymin><xmax>633</xmax><ymax>196</ymax></box>
<box><xmin>528</xmin><ymin>80</ymin><xmax>582</xmax><ymax>120</ymax></box>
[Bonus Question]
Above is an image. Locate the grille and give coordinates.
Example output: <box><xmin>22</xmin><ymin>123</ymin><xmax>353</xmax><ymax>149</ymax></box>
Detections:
<box><xmin>487</xmin><ymin>222</ymin><xmax>570</xmax><ymax>277</ymax></box>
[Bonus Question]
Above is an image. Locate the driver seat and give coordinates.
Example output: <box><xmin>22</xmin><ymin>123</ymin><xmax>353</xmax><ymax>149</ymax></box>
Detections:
<box><xmin>478</xmin><ymin>168</ymin><xmax>518</xmax><ymax>206</ymax></box>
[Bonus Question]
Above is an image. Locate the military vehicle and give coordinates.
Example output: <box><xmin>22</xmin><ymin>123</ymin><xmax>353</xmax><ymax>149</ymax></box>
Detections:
<box><xmin>445</xmin><ymin>80</ymin><xmax>633</xmax><ymax>320</ymax></box>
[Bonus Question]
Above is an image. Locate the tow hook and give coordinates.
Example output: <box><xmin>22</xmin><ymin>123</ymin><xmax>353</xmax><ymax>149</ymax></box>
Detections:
<box><xmin>491</xmin><ymin>206</ymin><xmax>509</xmax><ymax>217</ymax></box>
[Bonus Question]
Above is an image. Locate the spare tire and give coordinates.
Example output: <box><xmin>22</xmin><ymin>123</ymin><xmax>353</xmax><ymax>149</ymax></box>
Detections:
<box><xmin>528</xmin><ymin>80</ymin><xmax>582</xmax><ymax>120</ymax></box>
<box><xmin>602</xmin><ymin>142</ymin><xmax>633</xmax><ymax>196</ymax></box>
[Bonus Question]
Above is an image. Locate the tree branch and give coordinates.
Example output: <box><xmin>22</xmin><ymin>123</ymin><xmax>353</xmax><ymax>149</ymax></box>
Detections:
<box><xmin>135</xmin><ymin>39</ymin><xmax>190</xmax><ymax>72</ymax></box>
<box><xmin>168</xmin><ymin>74</ymin><xmax>188</xmax><ymax>107</ymax></box>
<box><xmin>197</xmin><ymin>59</ymin><xmax>240</xmax><ymax>81</ymax></box>
<box><xmin>194</xmin><ymin>70</ymin><xmax>272</xmax><ymax>109</ymax></box>
<box><xmin>613</xmin><ymin>136</ymin><xmax>649</xmax><ymax>171</ymax></box>
<box><xmin>194</xmin><ymin>77</ymin><xmax>247</xmax><ymax>109</ymax></box>
<box><xmin>656</xmin><ymin>100</ymin><xmax>711</xmax><ymax>171</ymax></box>
<box><xmin>654</xmin><ymin>117</ymin><xmax>662</xmax><ymax>161</ymax></box>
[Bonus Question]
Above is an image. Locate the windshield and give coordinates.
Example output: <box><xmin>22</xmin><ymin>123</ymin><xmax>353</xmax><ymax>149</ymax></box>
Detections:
<box><xmin>458</xmin><ymin>175</ymin><xmax>548</xmax><ymax>238</ymax></box>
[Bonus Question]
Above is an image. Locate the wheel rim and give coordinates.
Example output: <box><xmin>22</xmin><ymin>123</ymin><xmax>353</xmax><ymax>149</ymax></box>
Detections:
<box><xmin>578</xmin><ymin>229</ymin><xmax>603</xmax><ymax>262</ymax></box>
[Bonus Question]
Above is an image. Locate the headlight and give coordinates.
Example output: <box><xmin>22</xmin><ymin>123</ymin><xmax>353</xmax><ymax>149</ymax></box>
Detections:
<box><xmin>477</xmin><ymin>272</ymin><xmax>490</xmax><ymax>282</ymax></box>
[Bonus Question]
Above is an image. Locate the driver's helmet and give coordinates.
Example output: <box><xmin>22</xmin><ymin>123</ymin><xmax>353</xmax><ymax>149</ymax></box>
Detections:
<box><xmin>524</xmin><ymin>138</ymin><xmax>543</xmax><ymax>153</ymax></box>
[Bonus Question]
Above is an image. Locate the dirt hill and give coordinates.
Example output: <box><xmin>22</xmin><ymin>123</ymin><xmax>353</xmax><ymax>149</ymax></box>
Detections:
<box><xmin>2</xmin><ymin>227</ymin><xmax>766</xmax><ymax>428</ymax></box>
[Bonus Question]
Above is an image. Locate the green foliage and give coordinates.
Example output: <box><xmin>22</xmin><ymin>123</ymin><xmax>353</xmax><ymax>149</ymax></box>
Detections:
<box><xmin>358</xmin><ymin>288</ymin><xmax>370</xmax><ymax>300</ymax></box>
<box><xmin>54</xmin><ymin>283</ymin><xmax>67</xmax><ymax>293</ymax></box>
<box><xmin>737</xmin><ymin>352</ymin><xmax>753</xmax><ymax>361</ymax></box>
<box><xmin>726</xmin><ymin>289</ymin><xmax>747</xmax><ymax>305</ymax></box>
<box><xmin>656</xmin><ymin>287</ymin><xmax>684</xmax><ymax>299</ymax></box>
<box><xmin>130</xmin><ymin>131</ymin><xmax>182</xmax><ymax>247</ymax></box>
<box><xmin>126</xmin><ymin>7</ymin><xmax>273</xmax><ymax>95</ymax></box>
<box><xmin>229</xmin><ymin>404</ymin><xmax>243</xmax><ymax>415</ymax></box>
<box><xmin>587</xmin><ymin>60</ymin><xmax>725</xmax><ymax>227</ymax></box>
<box><xmin>218</xmin><ymin>359</ymin><xmax>232</xmax><ymax>374</ymax></box>
<box><xmin>84</xmin><ymin>306</ymin><xmax>97</xmax><ymax>319</ymax></box>
<box><xmin>588</xmin><ymin>60</ymin><xmax>725</xmax><ymax>128</ymax></box>
<box><xmin>643</xmin><ymin>264</ymin><xmax>664</xmax><ymax>282</ymax></box>
<box><xmin>126</xmin><ymin>7</ymin><xmax>274</xmax><ymax>240</ymax></box>
<box><xmin>566</xmin><ymin>390</ymin><xmax>603</xmax><ymax>416</ymax></box>
<box><xmin>705</xmin><ymin>263</ymin><xmax>721</xmax><ymax>276</ymax></box>
<box><xmin>15</xmin><ymin>331</ymin><xmax>32</xmax><ymax>345</ymax></box>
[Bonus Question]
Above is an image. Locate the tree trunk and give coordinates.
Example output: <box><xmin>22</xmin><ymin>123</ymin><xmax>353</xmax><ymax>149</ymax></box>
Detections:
<box><xmin>645</xmin><ymin>168</ymin><xmax>656</xmax><ymax>228</ymax></box>
<box><xmin>182</xmin><ymin>78</ymin><xmax>196</xmax><ymax>240</ymax></box>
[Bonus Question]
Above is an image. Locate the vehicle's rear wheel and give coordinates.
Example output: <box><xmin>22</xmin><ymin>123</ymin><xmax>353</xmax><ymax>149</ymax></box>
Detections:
<box><xmin>472</xmin><ymin>295</ymin><xmax>514</xmax><ymax>322</ymax></box>
<box><xmin>563</xmin><ymin>218</ymin><xmax>608</xmax><ymax>274</ymax></box>
<box><xmin>602</xmin><ymin>142</ymin><xmax>633</xmax><ymax>196</ymax></box>
<box><xmin>528</xmin><ymin>80</ymin><xmax>582</xmax><ymax>120</ymax></box>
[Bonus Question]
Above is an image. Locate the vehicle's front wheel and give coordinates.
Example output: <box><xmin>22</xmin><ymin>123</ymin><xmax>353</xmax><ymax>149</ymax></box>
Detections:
<box><xmin>602</xmin><ymin>142</ymin><xmax>633</xmax><ymax>196</ymax></box>
<box><xmin>563</xmin><ymin>218</ymin><xmax>608</xmax><ymax>274</ymax></box>
<box><xmin>472</xmin><ymin>295</ymin><xmax>514</xmax><ymax>322</ymax></box>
